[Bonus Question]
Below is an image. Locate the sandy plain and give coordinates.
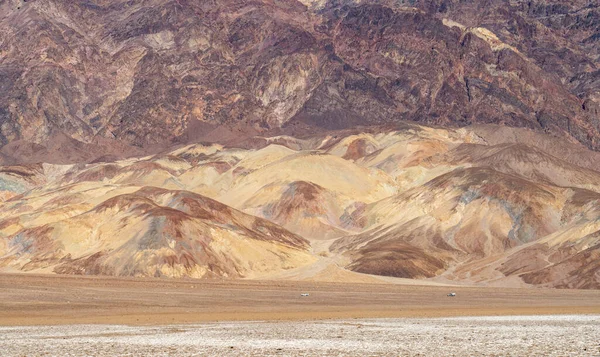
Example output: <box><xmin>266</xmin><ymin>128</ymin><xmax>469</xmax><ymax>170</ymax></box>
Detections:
<box><xmin>1</xmin><ymin>274</ymin><xmax>600</xmax><ymax>325</ymax></box>
<box><xmin>2</xmin><ymin>274</ymin><xmax>600</xmax><ymax>356</ymax></box>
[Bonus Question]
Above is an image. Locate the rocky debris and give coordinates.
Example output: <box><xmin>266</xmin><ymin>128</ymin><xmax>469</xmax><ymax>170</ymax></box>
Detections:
<box><xmin>1</xmin><ymin>316</ymin><xmax>599</xmax><ymax>356</ymax></box>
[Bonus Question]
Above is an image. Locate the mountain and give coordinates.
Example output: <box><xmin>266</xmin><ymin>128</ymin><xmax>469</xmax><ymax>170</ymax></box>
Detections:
<box><xmin>1</xmin><ymin>122</ymin><xmax>600</xmax><ymax>288</ymax></box>
<box><xmin>0</xmin><ymin>182</ymin><xmax>314</xmax><ymax>278</ymax></box>
<box><xmin>1</xmin><ymin>0</ymin><xmax>600</xmax><ymax>288</ymax></box>
<box><xmin>0</xmin><ymin>0</ymin><xmax>599</xmax><ymax>165</ymax></box>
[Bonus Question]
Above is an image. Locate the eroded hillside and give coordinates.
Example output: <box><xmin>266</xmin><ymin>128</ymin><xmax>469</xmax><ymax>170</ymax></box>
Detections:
<box><xmin>1</xmin><ymin>123</ymin><xmax>600</xmax><ymax>288</ymax></box>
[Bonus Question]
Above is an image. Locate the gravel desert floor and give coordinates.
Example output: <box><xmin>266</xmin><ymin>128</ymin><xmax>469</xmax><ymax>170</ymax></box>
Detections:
<box><xmin>2</xmin><ymin>274</ymin><xmax>600</xmax><ymax>356</ymax></box>
<box><xmin>2</xmin><ymin>274</ymin><xmax>600</xmax><ymax>325</ymax></box>
<box><xmin>1</xmin><ymin>316</ymin><xmax>599</xmax><ymax>356</ymax></box>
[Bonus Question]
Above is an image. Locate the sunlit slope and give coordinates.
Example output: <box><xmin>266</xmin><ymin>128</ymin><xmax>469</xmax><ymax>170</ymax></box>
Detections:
<box><xmin>1</xmin><ymin>123</ymin><xmax>600</xmax><ymax>287</ymax></box>
<box><xmin>0</xmin><ymin>185</ymin><xmax>314</xmax><ymax>278</ymax></box>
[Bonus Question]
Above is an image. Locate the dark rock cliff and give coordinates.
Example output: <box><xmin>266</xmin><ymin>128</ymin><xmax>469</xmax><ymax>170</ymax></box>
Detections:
<box><xmin>0</xmin><ymin>0</ymin><xmax>598</xmax><ymax>162</ymax></box>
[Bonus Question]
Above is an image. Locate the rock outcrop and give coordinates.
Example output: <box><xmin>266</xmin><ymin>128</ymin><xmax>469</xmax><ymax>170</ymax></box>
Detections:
<box><xmin>0</xmin><ymin>0</ymin><xmax>599</xmax><ymax>164</ymax></box>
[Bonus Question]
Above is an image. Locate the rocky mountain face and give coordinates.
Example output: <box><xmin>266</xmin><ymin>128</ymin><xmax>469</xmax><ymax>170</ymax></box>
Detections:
<box><xmin>1</xmin><ymin>0</ymin><xmax>600</xmax><ymax>288</ymax></box>
<box><xmin>0</xmin><ymin>0</ymin><xmax>599</xmax><ymax>164</ymax></box>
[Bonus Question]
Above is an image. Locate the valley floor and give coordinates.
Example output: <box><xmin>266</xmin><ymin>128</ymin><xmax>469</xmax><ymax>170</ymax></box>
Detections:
<box><xmin>1</xmin><ymin>274</ymin><xmax>600</xmax><ymax>325</ymax></box>
<box><xmin>1</xmin><ymin>316</ymin><xmax>599</xmax><ymax>356</ymax></box>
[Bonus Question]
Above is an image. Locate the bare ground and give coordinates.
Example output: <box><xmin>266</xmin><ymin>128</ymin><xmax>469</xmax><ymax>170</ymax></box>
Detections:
<box><xmin>1</xmin><ymin>316</ymin><xmax>599</xmax><ymax>356</ymax></box>
<box><xmin>1</xmin><ymin>274</ymin><xmax>600</xmax><ymax>325</ymax></box>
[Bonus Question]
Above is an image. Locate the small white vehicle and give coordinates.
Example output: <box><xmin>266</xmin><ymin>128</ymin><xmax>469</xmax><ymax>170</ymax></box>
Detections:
<box><xmin>300</xmin><ymin>293</ymin><xmax>310</xmax><ymax>297</ymax></box>
<box><xmin>447</xmin><ymin>292</ymin><xmax>456</xmax><ymax>297</ymax></box>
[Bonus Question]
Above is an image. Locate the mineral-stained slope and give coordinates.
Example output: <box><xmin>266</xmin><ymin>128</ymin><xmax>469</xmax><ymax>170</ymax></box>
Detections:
<box><xmin>1</xmin><ymin>123</ymin><xmax>600</xmax><ymax>287</ymax></box>
<box><xmin>2</xmin><ymin>0</ymin><xmax>600</xmax><ymax>287</ymax></box>
<box><xmin>0</xmin><ymin>185</ymin><xmax>314</xmax><ymax>278</ymax></box>
<box><xmin>331</xmin><ymin>168</ymin><xmax>599</xmax><ymax>283</ymax></box>
<box><xmin>0</xmin><ymin>0</ymin><xmax>599</xmax><ymax>165</ymax></box>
